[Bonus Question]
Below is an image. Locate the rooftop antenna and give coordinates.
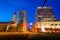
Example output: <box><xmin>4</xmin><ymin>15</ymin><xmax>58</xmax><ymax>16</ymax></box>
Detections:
<box><xmin>42</xmin><ymin>0</ymin><xmax>46</xmax><ymax>8</ymax></box>
<box><xmin>41</xmin><ymin>0</ymin><xmax>46</xmax><ymax>12</ymax></box>
<box><xmin>35</xmin><ymin>0</ymin><xmax>47</xmax><ymax>22</ymax></box>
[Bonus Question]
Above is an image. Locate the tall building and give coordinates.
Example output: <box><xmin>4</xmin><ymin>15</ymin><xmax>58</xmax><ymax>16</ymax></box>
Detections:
<box><xmin>17</xmin><ymin>10</ymin><xmax>27</xmax><ymax>32</ymax></box>
<box><xmin>36</xmin><ymin>7</ymin><xmax>56</xmax><ymax>22</ymax></box>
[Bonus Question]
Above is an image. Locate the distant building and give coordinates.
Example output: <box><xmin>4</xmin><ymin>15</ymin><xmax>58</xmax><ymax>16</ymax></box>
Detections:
<box><xmin>0</xmin><ymin>10</ymin><xmax>28</xmax><ymax>32</ymax></box>
<box><xmin>0</xmin><ymin>11</ymin><xmax>17</xmax><ymax>32</ymax></box>
<box><xmin>7</xmin><ymin>11</ymin><xmax>17</xmax><ymax>32</ymax></box>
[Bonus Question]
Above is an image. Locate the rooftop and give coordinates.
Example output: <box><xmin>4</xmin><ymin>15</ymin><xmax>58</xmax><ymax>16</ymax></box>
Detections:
<box><xmin>37</xmin><ymin>7</ymin><xmax>52</xmax><ymax>9</ymax></box>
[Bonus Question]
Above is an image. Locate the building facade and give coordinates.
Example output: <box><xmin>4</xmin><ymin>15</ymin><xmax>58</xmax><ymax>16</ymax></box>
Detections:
<box><xmin>32</xmin><ymin>7</ymin><xmax>60</xmax><ymax>33</ymax></box>
<box><xmin>17</xmin><ymin>10</ymin><xmax>27</xmax><ymax>32</ymax></box>
<box><xmin>36</xmin><ymin>7</ymin><xmax>56</xmax><ymax>22</ymax></box>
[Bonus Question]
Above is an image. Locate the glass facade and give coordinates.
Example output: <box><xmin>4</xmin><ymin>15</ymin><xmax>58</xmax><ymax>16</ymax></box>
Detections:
<box><xmin>17</xmin><ymin>10</ymin><xmax>25</xmax><ymax>31</ymax></box>
<box><xmin>17</xmin><ymin>11</ymin><xmax>24</xmax><ymax>24</ymax></box>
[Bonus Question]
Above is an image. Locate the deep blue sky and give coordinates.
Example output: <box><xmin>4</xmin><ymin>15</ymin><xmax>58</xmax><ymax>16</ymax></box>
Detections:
<box><xmin>0</xmin><ymin>0</ymin><xmax>60</xmax><ymax>24</ymax></box>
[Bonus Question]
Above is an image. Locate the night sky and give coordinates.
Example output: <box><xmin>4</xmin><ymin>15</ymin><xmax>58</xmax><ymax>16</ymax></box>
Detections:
<box><xmin>0</xmin><ymin>0</ymin><xmax>60</xmax><ymax>24</ymax></box>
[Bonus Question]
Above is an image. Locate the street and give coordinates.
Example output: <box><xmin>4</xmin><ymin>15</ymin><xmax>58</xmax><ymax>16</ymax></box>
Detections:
<box><xmin>0</xmin><ymin>32</ymin><xmax>59</xmax><ymax>40</ymax></box>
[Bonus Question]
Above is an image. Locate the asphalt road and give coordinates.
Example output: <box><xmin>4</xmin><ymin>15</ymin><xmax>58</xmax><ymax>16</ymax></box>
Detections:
<box><xmin>0</xmin><ymin>32</ymin><xmax>60</xmax><ymax>40</ymax></box>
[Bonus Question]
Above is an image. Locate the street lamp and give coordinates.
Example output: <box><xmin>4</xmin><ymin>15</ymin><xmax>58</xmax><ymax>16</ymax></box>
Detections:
<box><xmin>30</xmin><ymin>22</ymin><xmax>33</xmax><ymax>26</ymax></box>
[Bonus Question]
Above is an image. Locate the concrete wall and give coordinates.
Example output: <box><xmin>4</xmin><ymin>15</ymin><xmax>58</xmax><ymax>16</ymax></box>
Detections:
<box><xmin>34</xmin><ymin>22</ymin><xmax>60</xmax><ymax>29</ymax></box>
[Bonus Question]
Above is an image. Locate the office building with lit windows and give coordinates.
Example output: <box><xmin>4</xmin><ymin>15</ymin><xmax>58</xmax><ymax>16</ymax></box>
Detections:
<box><xmin>32</xmin><ymin>7</ymin><xmax>60</xmax><ymax>33</ymax></box>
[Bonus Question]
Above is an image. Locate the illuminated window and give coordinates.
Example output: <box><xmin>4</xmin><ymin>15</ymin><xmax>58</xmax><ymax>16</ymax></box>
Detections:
<box><xmin>55</xmin><ymin>24</ymin><xmax>57</xmax><ymax>26</ymax></box>
<box><xmin>59</xmin><ymin>24</ymin><xmax>60</xmax><ymax>25</ymax></box>
<box><xmin>51</xmin><ymin>24</ymin><xmax>53</xmax><ymax>26</ymax></box>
